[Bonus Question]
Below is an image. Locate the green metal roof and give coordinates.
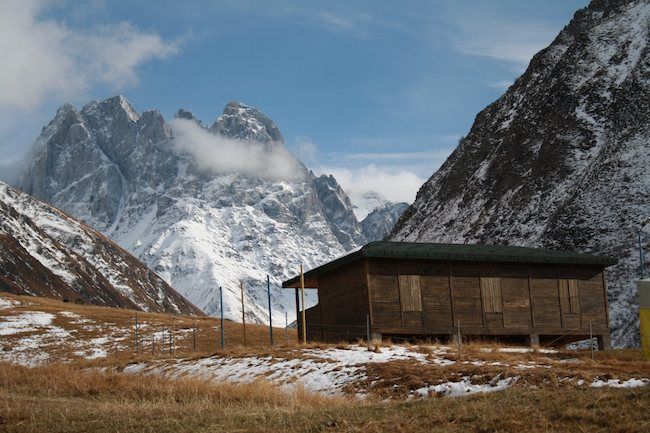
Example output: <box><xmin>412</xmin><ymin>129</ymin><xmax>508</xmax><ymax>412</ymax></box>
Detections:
<box><xmin>282</xmin><ymin>241</ymin><xmax>618</xmax><ymax>287</ymax></box>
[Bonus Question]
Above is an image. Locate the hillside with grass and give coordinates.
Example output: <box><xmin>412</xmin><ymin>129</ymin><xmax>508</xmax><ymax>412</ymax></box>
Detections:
<box><xmin>1</xmin><ymin>292</ymin><xmax>649</xmax><ymax>432</ymax></box>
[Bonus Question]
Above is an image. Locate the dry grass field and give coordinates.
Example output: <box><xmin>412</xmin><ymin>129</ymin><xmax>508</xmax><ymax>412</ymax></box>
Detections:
<box><xmin>0</xmin><ymin>292</ymin><xmax>295</xmax><ymax>364</ymax></box>
<box><xmin>1</xmin><ymin>361</ymin><xmax>649</xmax><ymax>433</ymax></box>
<box><xmin>1</xmin><ymin>293</ymin><xmax>649</xmax><ymax>432</ymax></box>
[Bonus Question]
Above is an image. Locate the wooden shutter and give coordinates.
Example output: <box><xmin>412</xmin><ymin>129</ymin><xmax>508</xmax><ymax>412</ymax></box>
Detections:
<box><xmin>568</xmin><ymin>279</ymin><xmax>580</xmax><ymax>313</ymax></box>
<box><xmin>559</xmin><ymin>279</ymin><xmax>580</xmax><ymax>313</ymax></box>
<box><xmin>480</xmin><ymin>276</ymin><xmax>503</xmax><ymax>313</ymax></box>
<box><xmin>399</xmin><ymin>275</ymin><xmax>422</xmax><ymax>312</ymax></box>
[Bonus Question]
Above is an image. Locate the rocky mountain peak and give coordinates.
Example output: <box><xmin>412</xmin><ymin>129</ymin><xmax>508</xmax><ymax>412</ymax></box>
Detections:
<box><xmin>175</xmin><ymin>108</ymin><xmax>202</xmax><ymax>126</ymax></box>
<box><xmin>16</xmin><ymin>95</ymin><xmax>370</xmax><ymax>326</ymax></box>
<box><xmin>312</xmin><ymin>175</ymin><xmax>365</xmax><ymax>250</ymax></box>
<box><xmin>82</xmin><ymin>95</ymin><xmax>140</xmax><ymax>123</ymax></box>
<box><xmin>209</xmin><ymin>101</ymin><xmax>284</xmax><ymax>144</ymax></box>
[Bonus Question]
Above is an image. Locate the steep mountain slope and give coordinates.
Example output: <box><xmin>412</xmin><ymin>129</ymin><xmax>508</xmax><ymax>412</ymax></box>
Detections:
<box><xmin>18</xmin><ymin>97</ymin><xmax>363</xmax><ymax>324</ymax></box>
<box><xmin>391</xmin><ymin>0</ymin><xmax>649</xmax><ymax>347</ymax></box>
<box><xmin>0</xmin><ymin>182</ymin><xmax>201</xmax><ymax>315</ymax></box>
<box><xmin>361</xmin><ymin>201</ymin><xmax>409</xmax><ymax>241</ymax></box>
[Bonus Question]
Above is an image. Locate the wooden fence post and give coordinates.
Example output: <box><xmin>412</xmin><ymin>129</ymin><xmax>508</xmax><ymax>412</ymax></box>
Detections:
<box><xmin>300</xmin><ymin>265</ymin><xmax>306</xmax><ymax>344</ymax></box>
<box><xmin>457</xmin><ymin>320</ymin><xmax>462</xmax><ymax>359</ymax></box>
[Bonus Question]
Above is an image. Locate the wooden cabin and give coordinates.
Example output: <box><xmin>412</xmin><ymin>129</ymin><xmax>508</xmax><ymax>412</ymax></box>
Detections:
<box><xmin>283</xmin><ymin>242</ymin><xmax>617</xmax><ymax>348</ymax></box>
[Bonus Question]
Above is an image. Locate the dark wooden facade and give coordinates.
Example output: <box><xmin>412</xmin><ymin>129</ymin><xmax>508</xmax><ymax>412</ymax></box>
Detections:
<box><xmin>284</xmin><ymin>242</ymin><xmax>616</xmax><ymax>348</ymax></box>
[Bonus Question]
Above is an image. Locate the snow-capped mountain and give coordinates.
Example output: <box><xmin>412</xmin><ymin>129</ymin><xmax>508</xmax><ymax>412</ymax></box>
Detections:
<box><xmin>361</xmin><ymin>201</ymin><xmax>409</xmax><ymax>241</ymax></box>
<box><xmin>0</xmin><ymin>181</ymin><xmax>201</xmax><ymax>315</ymax></box>
<box><xmin>18</xmin><ymin>97</ymin><xmax>364</xmax><ymax>324</ymax></box>
<box><xmin>353</xmin><ymin>191</ymin><xmax>391</xmax><ymax>220</ymax></box>
<box><xmin>312</xmin><ymin>174</ymin><xmax>365</xmax><ymax>249</ymax></box>
<box><xmin>391</xmin><ymin>0</ymin><xmax>649</xmax><ymax>348</ymax></box>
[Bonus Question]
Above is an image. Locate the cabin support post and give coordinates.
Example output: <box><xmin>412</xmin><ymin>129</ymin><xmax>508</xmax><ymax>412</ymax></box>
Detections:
<box><xmin>528</xmin><ymin>334</ymin><xmax>540</xmax><ymax>348</ymax></box>
<box><xmin>597</xmin><ymin>334</ymin><xmax>611</xmax><ymax>351</ymax></box>
<box><xmin>294</xmin><ymin>288</ymin><xmax>300</xmax><ymax>342</ymax></box>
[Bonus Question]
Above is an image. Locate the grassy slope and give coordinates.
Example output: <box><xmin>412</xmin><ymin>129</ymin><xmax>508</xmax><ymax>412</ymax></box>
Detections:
<box><xmin>1</xmin><ymin>361</ymin><xmax>649</xmax><ymax>433</ymax></box>
<box><xmin>1</xmin><ymin>293</ymin><xmax>649</xmax><ymax>432</ymax></box>
<box><xmin>0</xmin><ymin>293</ymin><xmax>295</xmax><ymax>362</ymax></box>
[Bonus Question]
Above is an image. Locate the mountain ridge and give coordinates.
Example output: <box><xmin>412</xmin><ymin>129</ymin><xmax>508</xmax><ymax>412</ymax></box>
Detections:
<box><xmin>0</xmin><ymin>181</ymin><xmax>202</xmax><ymax>315</ymax></box>
<box><xmin>391</xmin><ymin>0</ymin><xmax>649</xmax><ymax>348</ymax></box>
<box><xmin>16</xmin><ymin>96</ymin><xmax>404</xmax><ymax>324</ymax></box>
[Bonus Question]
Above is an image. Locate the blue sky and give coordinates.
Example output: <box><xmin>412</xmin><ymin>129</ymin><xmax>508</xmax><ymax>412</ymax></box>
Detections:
<box><xmin>0</xmin><ymin>0</ymin><xmax>588</xmax><ymax>206</ymax></box>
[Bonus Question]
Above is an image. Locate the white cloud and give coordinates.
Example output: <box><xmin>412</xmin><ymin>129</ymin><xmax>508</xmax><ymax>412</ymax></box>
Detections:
<box><xmin>0</xmin><ymin>0</ymin><xmax>180</xmax><ymax>112</ymax></box>
<box><xmin>171</xmin><ymin>118</ymin><xmax>300</xmax><ymax>181</ymax></box>
<box><xmin>299</xmin><ymin>137</ymin><xmax>454</xmax><ymax>219</ymax></box>
<box><xmin>281</xmin><ymin>6</ymin><xmax>373</xmax><ymax>38</ymax></box>
<box><xmin>451</xmin><ymin>19</ymin><xmax>558</xmax><ymax>68</ymax></box>
<box><xmin>321</xmin><ymin>165</ymin><xmax>425</xmax><ymax>219</ymax></box>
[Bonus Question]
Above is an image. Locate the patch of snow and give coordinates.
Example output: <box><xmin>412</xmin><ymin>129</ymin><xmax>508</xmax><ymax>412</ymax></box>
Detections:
<box><xmin>590</xmin><ymin>378</ymin><xmax>649</xmax><ymax>388</ymax></box>
<box><xmin>412</xmin><ymin>376</ymin><xmax>517</xmax><ymax>398</ymax></box>
<box><xmin>0</xmin><ymin>311</ymin><xmax>55</xmax><ymax>335</ymax></box>
<box><xmin>0</xmin><ymin>297</ymin><xmax>19</xmax><ymax>309</ymax></box>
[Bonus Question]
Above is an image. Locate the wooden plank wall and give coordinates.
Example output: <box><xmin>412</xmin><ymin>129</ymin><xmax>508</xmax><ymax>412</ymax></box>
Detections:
<box><xmin>316</xmin><ymin>260</ymin><xmax>369</xmax><ymax>341</ymax></box>
<box><xmin>500</xmin><ymin>264</ymin><xmax>532</xmax><ymax>329</ymax></box>
<box><xmin>529</xmin><ymin>265</ymin><xmax>562</xmax><ymax>328</ymax></box>
<box><xmin>365</xmin><ymin>258</ymin><xmax>609</xmax><ymax>336</ymax></box>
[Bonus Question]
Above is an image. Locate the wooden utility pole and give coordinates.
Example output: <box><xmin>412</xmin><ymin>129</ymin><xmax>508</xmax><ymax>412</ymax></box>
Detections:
<box><xmin>457</xmin><ymin>320</ymin><xmax>462</xmax><ymax>359</ymax></box>
<box><xmin>590</xmin><ymin>322</ymin><xmax>595</xmax><ymax>361</ymax></box>
<box><xmin>300</xmin><ymin>265</ymin><xmax>307</xmax><ymax>344</ymax></box>
<box><xmin>241</xmin><ymin>281</ymin><xmax>247</xmax><ymax>347</ymax></box>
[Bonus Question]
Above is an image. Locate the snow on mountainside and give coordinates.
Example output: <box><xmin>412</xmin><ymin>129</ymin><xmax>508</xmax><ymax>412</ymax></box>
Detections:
<box><xmin>361</xmin><ymin>201</ymin><xmax>409</xmax><ymax>241</ymax></box>
<box><xmin>391</xmin><ymin>0</ymin><xmax>649</xmax><ymax>348</ymax></box>
<box><xmin>353</xmin><ymin>191</ymin><xmax>391</xmax><ymax>220</ymax></box>
<box><xmin>0</xmin><ymin>182</ymin><xmax>201</xmax><ymax>315</ymax></box>
<box><xmin>18</xmin><ymin>97</ymin><xmax>365</xmax><ymax>324</ymax></box>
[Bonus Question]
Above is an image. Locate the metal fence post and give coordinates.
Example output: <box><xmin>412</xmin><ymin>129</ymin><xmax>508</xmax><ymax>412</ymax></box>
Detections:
<box><xmin>219</xmin><ymin>286</ymin><xmax>225</xmax><ymax>350</ymax></box>
<box><xmin>134</xmin><ymin>313</ymin><xmax>139</xmax><ymax>355</ymax></box>
<box><xmin>267</xmin><ymin>275</ymin><xmax>273</xmax><ymax>346</ymax></box>
<box><xmin>241</xmin><ymin>281</ymin><xmax>247</xmax><ymax>347</ymax></box>
<box><xmin>193</xmin><ymin>321</ymin><xmax>197</xmax><ymax>352</ymax></box>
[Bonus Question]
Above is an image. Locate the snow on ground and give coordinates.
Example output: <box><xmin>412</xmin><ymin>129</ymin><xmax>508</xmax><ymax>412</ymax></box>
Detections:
<box><xmin>0</xmin><ymin>312</ymin><xmax>57</xmax><ymax>336</ymax></box>
<box><xmin>120</xmin><ymin>344</ymin><xmax>649</xmax><ymax>399</ymax></box>
<box><xmin>123</xmin><ymin>345</ymin><xmax>439</xmax><ymax>397</ymax></box>
<box><xmin>0</xmin><ymin>304</ymin><xmax>126</xmax><ymax>366</ymax></box>
<box><xmin>590</xmin><ymin>378</ymin><xmax>649</xmax><ymax>388</ymax></box>
<box><xmin>0</xmin><ymin>297</ymin><xmax>648</xmax><ymax>399</ymax></box>
<box><xmin>412</xmin><ymin>376</ymin><xmax>516</xmax><ymax>398</ymax></box>
<box><xmin>0</xmin><ymin>298</ymin><xmax>19</xmax><ymax>309</ymax></box>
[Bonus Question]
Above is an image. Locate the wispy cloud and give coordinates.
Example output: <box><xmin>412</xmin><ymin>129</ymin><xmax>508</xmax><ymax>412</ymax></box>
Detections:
<box><xmin>322</xmin><ymin>165</ymin><xmax>426</xmax><ymax>218</ymax></box>
<box><xmin>0</xmin><ymin>0</ymin><xmax>181</xmax><ymax>112</ymax></box>
<box><xmin>450</xmin><ymin>18</ymin><xmax>559</xmax><ymax>68</ymax></box>
<box><xmin>293</xmin><ymin>136</ymin><xmax>455</xmax><ymax>217</ymax></box>
<box><xmin>172</xmin><ymin>118</ymin><xmax>300</xmax><ymax>181</ymax></box>
<box><xmin>282</xmin><ymin>7</ymin><xmax>373</xmax><ymax>38</ymax></box>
